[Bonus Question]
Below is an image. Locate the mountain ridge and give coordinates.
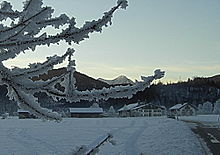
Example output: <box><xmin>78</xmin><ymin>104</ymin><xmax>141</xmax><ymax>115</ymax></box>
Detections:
<box><xmin>0</xmin><ymin>68</ymin><xmax>219</xmax><ymax>114</ymax></box>
<box><xmin>32</xmin><ymin>67</ymin><xmax>110</xmax><ymax>90</ymax></box>
<box><xmin>98</xmin><ymin>75</ymin><xmax>134</xmax><ymax>85</ymax></box>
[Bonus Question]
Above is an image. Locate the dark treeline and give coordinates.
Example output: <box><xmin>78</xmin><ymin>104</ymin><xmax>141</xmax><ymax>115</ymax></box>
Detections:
<box><xmin>97</xmin><ymin>75</ymin><xmax>220</xmax><ymax>110</ymax></box>
<box><xmin>59</xmin><ymin>75</ymin><xmax>220</xmax><ymax>111</ymax></box>
<box><xmin>0</xmin><ymin>70</ymin><xmax>219</xmax><ymax>114</ymax></box>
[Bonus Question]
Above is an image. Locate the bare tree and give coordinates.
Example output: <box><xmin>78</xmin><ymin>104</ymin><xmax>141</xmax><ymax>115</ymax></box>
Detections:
<box><xmin>0</xmin><ymin>0</ymin><xmax>164</xmax><ymax>121</ymax></box>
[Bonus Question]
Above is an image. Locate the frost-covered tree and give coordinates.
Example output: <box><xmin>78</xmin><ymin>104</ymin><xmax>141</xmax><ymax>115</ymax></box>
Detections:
<box><xmin>107</xmin><ymin>106</ymin><xmax>118</xmax><ymax>117</ymax></box>
<box><xmin>90</xmin><ymin>103</ymin><xmax>100</xmax><ymax>108</ymax></box>
<box><xmin>213</xmin><ymin>99</ymin><xmax>220</xmax><ymax>122</ymax></box>
<box><xmin>0</xmin><ymin>0</ymin><xmax>165</xmax><ymax>121</ymax></box>
<box><xmin>213</xmin><ymin>99</ymin><xmax>220</xmax><ymax>114</ymax></box>
<box><xmin>197</xmin><ymin>104</ymin><xmax>203</xmax><ymax>114</ymax></box>
<box><xmin>202</xmin><ymin>101</ymin><xmax>213</xmax><ymax>114</ymax></box>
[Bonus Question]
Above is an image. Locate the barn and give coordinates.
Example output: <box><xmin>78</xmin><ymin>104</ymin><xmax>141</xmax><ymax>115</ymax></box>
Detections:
<box><xmin>17</xmin><ymin>109</ymin><xmax>37</xmax><ymax>119</ymax></box>
<box><xmin>169</xmin><ymin>103</ymin><xmax>197</xmax><ymax>116</ymax></box>
<box><xmin>118</xmin><ymin>102</ymin><xmax>165</xmax><ymax>117</ymax></box>
<box><xmin>69</xmin><ymin>108</ymin><xmax>104</xmax><ymax>118</ymax></box>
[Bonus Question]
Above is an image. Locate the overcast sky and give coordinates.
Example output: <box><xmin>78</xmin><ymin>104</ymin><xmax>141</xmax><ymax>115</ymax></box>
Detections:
<box><xmin>3</xmin><ymin>0</ymin><xmax>220</xmax><ymax>82</ymax></box>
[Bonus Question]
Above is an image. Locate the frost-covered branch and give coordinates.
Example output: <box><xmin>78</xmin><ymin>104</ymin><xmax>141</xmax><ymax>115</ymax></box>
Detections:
<box><xmin>0</xmin><ymin>1</ymin><xmax>20</xmax><ymax>21</ymax></box>
<box><xmin>0</xmin><ymin>0</ymin><xmax>166</xmax><ymax>121</ymax></box>
<box><xmin>38</xmin><ymin>69</ymin><xmax>165</xmax><ymax>103</ymax></box>
<box><xmin>73</xmin><ymin>133</ymin><xmax>114</xmax><ymax>155</ymax></box>
<box><xmin>11</xmin><ymin>48</ymin><xmax>72</xmax><ymax>78</ymax></box>
<box><xmin>0</xmin><ymin>0</ymin><xmax>128</xmax><ymax>61</ymax></box>
<box><xmin>0</xmin><ymin>47</ymin><xmax>72</xmax><ymax>121</ymax></box>
<box><xmin>10</xmin><ymin>86</ymin><xmax>61</xmax><ymax>121</ymax></box>
<box><xmin>70</xmin><ymin>69</ymin><xmax>164</xmax><ymax>102</ymax></box>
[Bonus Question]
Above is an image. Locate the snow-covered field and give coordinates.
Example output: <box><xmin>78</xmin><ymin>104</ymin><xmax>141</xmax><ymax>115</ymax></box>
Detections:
<box><xmin>180</xmin><ymin>115</ymin><xmax>219</xmax><ymax>122</ymax></box>
<box><xmin>180</xmin><ymin>115</ymin><xmax>220</xmax><ymax>126</ymax></box>
<box><xmin>0</xmin><ymin>117</ymin><xmax>204</xmax><ymax>155</ymax></box>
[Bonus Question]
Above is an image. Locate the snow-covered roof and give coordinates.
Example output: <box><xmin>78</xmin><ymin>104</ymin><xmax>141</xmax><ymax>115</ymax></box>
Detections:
<box><xmin>118</xmin><ymin>103</ymin><xmax>139</xmax><ymax>112</ymax></box>
<box><xmin>18</xmin><ymin>109</ymin><xmax>52</xmax><ymax>113</ymax></box>
<box><xmin>17</xmin><ymin>109</ymin><xmax>30</xmax><ymax>113</ymax></box>
<box><xmin>133</xmin><ymin>103</ymin><xmax>165</xmax><ymax>110</ymax></box>
<box><xmin>169</xmin><ymin>104</ymin><xmax>182</xmax><ymax>110</ymax></box>
<box><xmin>69</xmin><ymin>108</ymin><xmax>103</xmax><ymax>114</ymax></box>
<box><xmin>132</xmin><ymin>104</ymin><xmax>147</xmax><ymax>110</ymax></box>
<box><xmin>118</xmin><ymin>103</ymin><xmax>166</xmax><ymax>112</ymax></box>
<box><xmin>169</xmin><ymin>103</ymin><xmax>190</xmax><ymax>110</ymax></box>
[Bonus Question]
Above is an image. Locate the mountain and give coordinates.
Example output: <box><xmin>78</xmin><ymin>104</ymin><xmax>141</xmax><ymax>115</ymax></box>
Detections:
<box><xmin>32</xmin><ymin>68</ymin><xmax>110</xmax><ymax>91</ymax></box>
<box><xmin>0</xmin><ymin>68</ymin><xmax>110</xmax><ymax>114</ymax></box>
<box><xmin>98</xmin><ymin>75</ymin><xmax>134</xmax><ymax>85</ymax></box>
<box><xmin>31</xmin><ymin>72</ymin><xmax>220</xmax><ymax>110</ymax></box>
<box><xmin>1</xmin><ymin>68</ymin><xmax>219</xmax><ymax>114</ymax></box>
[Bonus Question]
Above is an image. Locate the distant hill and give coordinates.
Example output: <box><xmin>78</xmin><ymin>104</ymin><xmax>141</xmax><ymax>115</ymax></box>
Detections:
<box><xmin>131</xmin><ymin>74</ymin><xmax>220</xmax><ymax>108</ymax></box>
<box><xmin>187</xmin><ymin>74</ymin><xmax>220</xmax><ymax>88</ymax></box>
<box><xmin>32</xmin><ymin>68</ymin><xmax>110</xmax><ymax>91</ymax></box>
<box><xmin>0</xmin><ymin>68</ymin><xmax>219</xmax><ymax>114</ymax></box>
<box><xmin>209</xmin><ymin>74</ymin><xmax>220</xmax><ymax>83</ymax></box>
<box><xmin>98</xmin><ymin>75</ymin><xmax>134</xmax><ymax>85</ymax></box>
<box><xmin>0</xmin><ymin>68</ymin><xmax>110</xmax><ymax>114</ymax></box>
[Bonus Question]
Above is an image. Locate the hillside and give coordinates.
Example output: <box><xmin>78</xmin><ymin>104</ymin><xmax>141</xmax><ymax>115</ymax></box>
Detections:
<box><xmin>32</xmin><ymin>68</ymin><xmax>110</xmax><ymax>90</ymax></box>
<box><xmin>0</xmin><ymin>68</ymin><xmax>110</xmax><ymax>114</ymax></box>
<box><xmin>0</xmin><ymin>68</ymin><xmax>219</xmax><ymax>114</ymax></box>
<box><xmin>130</xmin><ymin>75</ymin><xmax>220</xmax><ymax>108</ymax></box>
<box><xmin>210</xmin><ymin>74</ymin><xmax>220</xmax><ymax>83</ymax></box>
<box><xmin>37</xmin><ymin>70</ymin><xmax>220</xmax><ymax>110</ymax></box>
<box><xmin>98</xmin><ymin>75</ymin><xmax>134</xmax><ymax>85</ymax></box>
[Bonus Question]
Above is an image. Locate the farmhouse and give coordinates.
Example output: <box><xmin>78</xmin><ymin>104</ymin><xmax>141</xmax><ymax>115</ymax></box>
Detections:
<box><xmin>118</xmin><ymin>102</ymin><xmax>165</xmax><ymax>117</ymax></box>
<box><xmin>169</xmin><ymin>103</ymin><xmax>197</xmax><ymax>116</ymax></box>
<box><xmin>132</xmin><ymin>103</ymin><xmax>165</xmax><ymax>117</ymax></box>
<box><xmin>118</xmin><ymin>103</ymin><xmax>139</xmax><ymax>117</ymax></box>
<box><xmin>69</xmin><ymin>107</ymin><xmax>104</xmax><ymax>118</ymax></box>
<box><xmin>17</xmin><ymin>109</ymin><xmax>37</xmax><ymax>119</ymax></box>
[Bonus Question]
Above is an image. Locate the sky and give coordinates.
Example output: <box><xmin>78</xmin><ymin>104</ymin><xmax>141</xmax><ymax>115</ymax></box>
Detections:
<box><xmin>3</xmin><ymin>0</ymin><xmax>220</xmax><ymax>83</ymax></box>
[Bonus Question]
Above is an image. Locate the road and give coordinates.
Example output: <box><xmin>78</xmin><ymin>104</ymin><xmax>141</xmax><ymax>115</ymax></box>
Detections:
<box><xmin>184</xmin><ymin>120</ymin><xmax>220</xmax><ymax>155</ymax></box>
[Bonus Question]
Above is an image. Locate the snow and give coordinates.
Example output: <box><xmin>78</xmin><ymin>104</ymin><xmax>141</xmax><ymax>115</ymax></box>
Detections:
<box><xmin>2</xmin><ymin>0</ymin><xmax>155</xmax><ymax>121</ymax></box>
<box><xmin>0</xmin><ymin>117</ymin><xmax>204</xmax><ymax>155</ymax></box>
<box><xmin>169</xmin><ymin>103</ymin><xmax>188</xmax><ymax>110</ymax></box>
<box><xmin>118</xmin><ymin>103</ymin><xmax>139</xmax><ymax>111</ymax></box>
<box><xmin>207</xmin><ymin>133</ymin><xmax>220</xmax><ymax>144</ymax></box>
<box><xmin>17</xmin><ymin>109</ymin><xmax>30</xmax><ymax>113</ymax></box>
<box><xmin>0</xmin><ymin>0</ymin><xmax>164</xmax><ymax>120</ymax></box>
<box><xmin>18</xmin><ymin>109</ymin><xmax>52</xmax><ymax>113</ymax></box>
<box><xmin>98</xmin><ymin>75</ymin><xmax>134</xmax><ymax>85</ymax></box>
<box><xmin>169</xmin><ymin>104</ymin><xmax>183</xmax><ymax>110</ymax></box>
<box><xmin>180</xmin><ymin>115</ymin><xmax>220</xmax><ymax>124</ymax></box>
<box><xmin>133</xmin><ymin>103</ymin><xmax>165</xmax><ymax>111</ymax></box>
<box><xmin>117</xmin><ymin>0</ymin><xmax>128</xmax><ymax>9</ymax></box>
<box><xmin>213</xmin><ymin>99</ymin><xmax>220</xmax><ymax>114</ymax></box>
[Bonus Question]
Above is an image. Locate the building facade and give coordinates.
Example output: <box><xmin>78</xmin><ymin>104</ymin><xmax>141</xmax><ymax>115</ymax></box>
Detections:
<box><xmin>69</xmin><ymin>108</ymin><xmax>104</xmax><ymax>118</ymax></box>
<box><xmin>169</xmin><ymin>103</ymin><xmax>197</xmax><ymax>116</ymax></box>
<box><xmin>118</xmin><ymin>102</ymin><xmax>165</xmax><ymax>117</ymax></box>
<box><xmin>17</xmin><ymin>109</ymin><xmax>37</xmax><ymax>119</ymax></box>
